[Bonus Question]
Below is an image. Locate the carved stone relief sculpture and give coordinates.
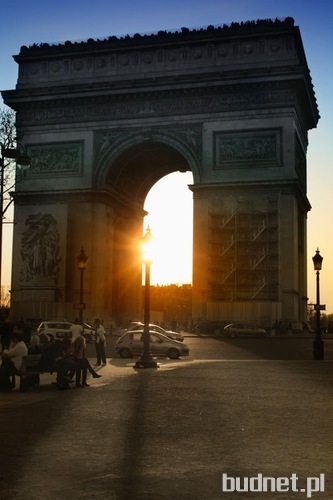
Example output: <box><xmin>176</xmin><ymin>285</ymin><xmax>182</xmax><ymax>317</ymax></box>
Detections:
<box><xmin>214</xmin><ymin>130</ymin><xmax>280</xmax><ymax>168</ymax></box>
<box><xmin>18</xmin><ymin>87</ymin><xmax>296</xmax><ymax>127</ymax></box>
<box><xmin>27</xmin><ymin>142</ymin><xmax>83</xmax><ymax>176</ymax></box>
<box><xmin>20</xmin><ymin>213</ymin><xmax>61</xmax><ymax>282</ymax></box>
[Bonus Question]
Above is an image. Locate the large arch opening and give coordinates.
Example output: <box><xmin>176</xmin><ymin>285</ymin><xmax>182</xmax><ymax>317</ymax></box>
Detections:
<box><xmin>105</xmin><ymin>141</ymin><xmax>191</xmax><ymax>207</ymax></box>
<box><xmin>105</xmin><ymin>141</ymin><xmax>193</xmax><ymax>323</ymax></box>
<box><xmin>144</xmin><ymin>171</ymin><xmax>193</xmax><ymax>286</ymax></box>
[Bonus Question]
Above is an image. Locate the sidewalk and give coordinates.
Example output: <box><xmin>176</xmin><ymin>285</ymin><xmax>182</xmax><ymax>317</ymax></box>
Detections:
<box><xmin>0</xmin><ymin>356</ymin><xmax>332</xmax><ymax>499</ymax></box>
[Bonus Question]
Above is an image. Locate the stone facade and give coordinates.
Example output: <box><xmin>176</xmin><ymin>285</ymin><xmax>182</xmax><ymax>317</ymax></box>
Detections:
<box><xmin>2</xmin><ymin>18</ymin><xmax>319</xmax><ymax>329</ymax></box>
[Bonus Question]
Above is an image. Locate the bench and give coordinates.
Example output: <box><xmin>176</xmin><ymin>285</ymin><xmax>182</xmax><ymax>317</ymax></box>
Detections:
<box><xmin>19</xmin><ymin>354</ymin><xmax>56</xmax><ymax>392</ymax></box>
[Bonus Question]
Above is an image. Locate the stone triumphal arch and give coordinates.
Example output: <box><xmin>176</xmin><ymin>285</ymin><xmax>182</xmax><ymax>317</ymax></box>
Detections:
<box><xmin>2</xmin><ymin>18</ymin><xmax>319</xmax><ymax>329</ymax></box>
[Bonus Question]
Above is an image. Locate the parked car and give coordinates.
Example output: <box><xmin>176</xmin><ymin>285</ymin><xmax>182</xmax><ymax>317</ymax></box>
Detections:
<box><xmin>36</xmin><ymin>321</ymin><xmax>94</xmax><ymax>342</ymax></box>
<box><xmin>224</xmin><ymin>323</ymin><xmax>267</xmax><ymax>338</ymax></box>
<box><xmin>115</xmin><ymin>330</ymin><xmax>190</xmax><ymax>359</ymax></box>
<box><xmin>120</xmin><ymin>322</ymin><xmax>184</xmax><ymax>342</ymax></box>
<box><xmin>193</xmin><ymin>320</ymin><xmax>227</xmax><ymax>335</ymax></box>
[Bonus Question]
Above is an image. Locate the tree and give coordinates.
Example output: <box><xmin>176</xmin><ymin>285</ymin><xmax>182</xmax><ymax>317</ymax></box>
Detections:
<box><xmin>0</xmin><ymin>285</ymin><xmax>11</xmax><ymax>320</ymax></box>
<box><xmin>0</xmin><ymin>107</ymin><xmax>22</xmax><ymax>307</ymax></box>
<box><xmin>0</xmin><ymin>107</ymin><xmax>17</xmax><ymax>223</ymax></box>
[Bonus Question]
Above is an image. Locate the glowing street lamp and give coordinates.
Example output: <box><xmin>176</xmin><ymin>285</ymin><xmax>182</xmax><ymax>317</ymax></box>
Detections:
<box><xmin>77</xmin><ymin>247</ymin><xmax>88</xmax><ymax>326</ymax></box>
<box><xmin>134</xmin><ymin>226</ymin><xmax>158</xmax><ymax>369</ymax></box>
<box><xmin>312</xmin><ymin>248</ymin><xmax>324</xmax><ymax>360</ymax></box>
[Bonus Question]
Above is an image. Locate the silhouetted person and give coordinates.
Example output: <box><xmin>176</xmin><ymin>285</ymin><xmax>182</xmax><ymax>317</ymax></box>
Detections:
<box><xmin>0</xmin><ymin>321</ymin><xmax>13</xmax><ymax>351</ymax></box>
<box><xmin>0</xmin><ymin>331</ymin><xmax>28</xmax><ymax>391</ymax></box>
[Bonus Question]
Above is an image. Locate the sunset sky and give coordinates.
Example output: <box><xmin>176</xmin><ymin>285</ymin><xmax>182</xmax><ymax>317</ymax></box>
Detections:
<box><xmin>1</xmin><ymin>1</ymin><xmax>333</xmax><ymax>309</ymax></box>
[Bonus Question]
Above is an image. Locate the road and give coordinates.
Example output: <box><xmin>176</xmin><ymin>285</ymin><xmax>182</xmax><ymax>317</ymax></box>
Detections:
<box><xmin>1</xmin><ymin>336</ymin><xmax>333</xmax><ymax>499</ymax></box>
<box><xmin>87</xmin><ymin>334</ymin><xmax>333</xmax><ymax>362</ymax></box>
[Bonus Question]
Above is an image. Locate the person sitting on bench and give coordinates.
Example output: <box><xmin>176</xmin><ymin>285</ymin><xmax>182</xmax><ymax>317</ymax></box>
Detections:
<box><xmin>38</xmin><ymin>335</ymin><xmax>78</xmax><ymax>389</ymax></box>
<box><xmin>54</xmin><ymin>338</ymin><xmax>78</xmax><ymax>389</ymax></box>
<box><xmin>72</xmin><ymin>335</ymin><xmax>102</xmax><ymax>387</ymax></box>
<box><xmin>28</xmin><ymin>335</ymin><xmax>41</xmax><ymax>355</ymax></box>
<box><xmin>0</xmin><ymin>330</ymin><xmax>28</xmax><ymax>391</ymax></box>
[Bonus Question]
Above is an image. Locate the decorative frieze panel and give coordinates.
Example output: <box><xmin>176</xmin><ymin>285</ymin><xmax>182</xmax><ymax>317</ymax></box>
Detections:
<box><xmin>214</xmin><ymin>129</ymin><xmax>281</xmax><ymax>169</ymax></box>
<box><xmin>17</xmin><ymin>34</ymin><xmax>296</xmax><ymax>86</ymax></box>
<box><xmin>17</xmin><ymin>88</ymin><xmax>296</xmax><ymax>126</ymax></box>
<box><xmin>27</xmin><ymin>142</ymin><xmax>83</xmax><ymax>177</ymax></box>
<box><xmin>20</xmin><ymin>213</ymin><xmax>61</xmax><ymax>283</ymax></box>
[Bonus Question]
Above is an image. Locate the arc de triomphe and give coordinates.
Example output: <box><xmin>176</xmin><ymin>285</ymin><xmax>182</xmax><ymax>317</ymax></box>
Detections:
<box><xmin>2</xmin><ymin>18</ymin><xmax>319</xmax><ymax>329</ymax></box>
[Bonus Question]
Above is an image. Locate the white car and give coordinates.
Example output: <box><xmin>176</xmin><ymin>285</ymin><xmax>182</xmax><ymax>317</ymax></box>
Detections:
<box><xmin>37</xmin><ymin>321</ymin><xmax>94</xmax><ymax>342</ymax></box>
<box><xmin>120</xmin><ymin>322</ymin><xmax>184</xmax><ymax>342</ymax></box>
<box><xmin>115</xmin><ymin>330</ymin><xmax>190</xmax><ymax>359</ymax></box>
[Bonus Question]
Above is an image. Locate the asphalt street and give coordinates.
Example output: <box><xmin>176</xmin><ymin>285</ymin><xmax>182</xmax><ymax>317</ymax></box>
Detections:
<box><xmin>0</xmin><ymin>336</ymin><xmax>332</xmax><ymax>500</ymax></box>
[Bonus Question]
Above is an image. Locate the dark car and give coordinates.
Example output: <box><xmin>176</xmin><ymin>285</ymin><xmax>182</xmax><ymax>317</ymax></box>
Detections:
<box><xmin>224</xmin><ymin>323</ymin><xmax>267</xmax><ymax>338</ymax></box>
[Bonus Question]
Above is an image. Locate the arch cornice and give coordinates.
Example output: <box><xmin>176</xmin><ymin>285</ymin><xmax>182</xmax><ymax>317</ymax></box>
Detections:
<box><xmin>94</xmin><ymin>125</ymin><xmax>202</xmax><ymax>187</ymax></box>
<box><xmin>16</xmin><ymin>18</ymin><xmax>296</xmax><ymax>57</ymax></box>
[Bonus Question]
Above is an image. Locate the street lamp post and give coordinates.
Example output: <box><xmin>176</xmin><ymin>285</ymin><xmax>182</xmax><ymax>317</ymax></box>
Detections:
<box><xmin>134</xmin><ymin>227</ymin><xmax>158</xmax><ymax>369</ymax></box>
<box><xmin>312</xmin><ymin>248</ymin><xmax>324</xmax><ymax>360</ymax></box>
<box><xmin>0</xmin><ymin>146</ymin><xmax>30</xmax><ymax>306</ymax></box>
<box><xmin>77</xmin><ymin>247</ymin><xmax>88</xmax><ymax>326</ymax></box>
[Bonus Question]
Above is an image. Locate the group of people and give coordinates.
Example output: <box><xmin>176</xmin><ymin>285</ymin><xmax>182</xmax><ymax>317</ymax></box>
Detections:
<box><xmin>0</xmin><ymin>317</ymin><xmax>107</xmax><ymax>392</ymax></box>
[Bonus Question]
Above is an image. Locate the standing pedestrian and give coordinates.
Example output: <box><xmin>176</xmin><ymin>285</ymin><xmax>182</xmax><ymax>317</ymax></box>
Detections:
<box><xmin>94</xmin><ymin>318</ymin><xmax>107</xmax><ymax>366</ymax></box>
<box><xmin>70</xmin><ymin>317</ymin><xmax>83</xmax><ymax>342</ymax></box>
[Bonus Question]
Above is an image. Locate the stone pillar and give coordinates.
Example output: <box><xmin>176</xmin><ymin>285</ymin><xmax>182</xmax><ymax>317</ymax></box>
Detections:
<box><xmin>192</xmin><ymin>188</ymin><xmax>209</xmax><ymax>320</ymax></box>
<box><xmin>112</xmin><ymin>214</ymin><xmax>143</xmax><ymax>325</ymax></box>
<box><xmin>279</xmin><ymin>193</ymin><xmax>307</xmax><ymax>323</ymax></box>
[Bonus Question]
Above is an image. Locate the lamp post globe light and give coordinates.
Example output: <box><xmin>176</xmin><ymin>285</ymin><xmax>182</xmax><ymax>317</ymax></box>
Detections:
<box><xmin>77</xmin><ymin>247</ymin><xmax>88</xmax><ymax>326</ymax></box>
<box><xmin>134</xmin><ymin>226</ymin><xmax>158</xmax><ymax>369</ymax></box>
<box><xmin>312</xmin><ymin>248</ymin><xmax>324</xmax><ymax>360</ymax></box>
